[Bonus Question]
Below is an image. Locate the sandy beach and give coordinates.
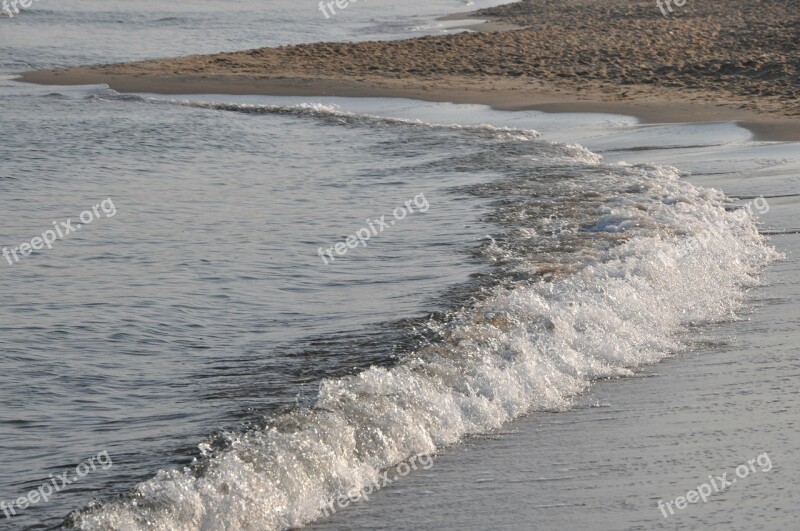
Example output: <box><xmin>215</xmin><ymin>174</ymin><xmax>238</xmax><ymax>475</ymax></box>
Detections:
<box><xmin>18</xmin><ymin>0</ymin><xmax>800</xmax><ymax>141</ymax></box>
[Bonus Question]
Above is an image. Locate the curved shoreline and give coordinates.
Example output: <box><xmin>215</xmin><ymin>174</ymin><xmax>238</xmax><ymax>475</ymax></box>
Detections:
<box><xmin>17</xmin><ymin>69</ymin><xmax>800</xmax><ymax>142</ymax></box>
<box><xmin>16</xmin><ymin>0</ymin><xmax>800</xmax><ymax>141</ymax></box>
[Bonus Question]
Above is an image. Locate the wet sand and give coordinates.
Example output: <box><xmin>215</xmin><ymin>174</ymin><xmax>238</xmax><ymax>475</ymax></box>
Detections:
<box><xmin>17</xmin><ymin>0</ymin><xmax>800</xmax><ymax>141</ymax></box>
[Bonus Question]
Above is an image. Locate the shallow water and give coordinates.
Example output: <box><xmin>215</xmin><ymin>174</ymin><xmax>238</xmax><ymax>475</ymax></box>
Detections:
<box><xmin>1</xmin><ymin>1</ymin><xmax>798</xmax><ymax>530</ymax></box>
<box><xmin>300</xmin><ymin>108</ymin><xmax>800</xmax><ymax>531</ymax></box>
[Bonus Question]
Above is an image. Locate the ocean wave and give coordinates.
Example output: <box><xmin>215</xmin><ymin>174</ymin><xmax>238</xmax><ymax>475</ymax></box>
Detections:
<box><xmin>92</xmin><ymin>93</ymin><xmax>542</xmax><ymax>141</ymax></box>
<box><xmin>70</xmin><ymin>103</ymin><xmax>777</xmax><ymax>530</ymax></box>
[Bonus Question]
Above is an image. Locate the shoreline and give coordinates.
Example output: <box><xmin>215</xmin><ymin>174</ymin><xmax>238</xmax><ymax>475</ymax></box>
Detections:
<box><xmin>16</xmin><ymin>0</ymin><xmax>800</xmax><ymax>142</ymax></box>
<box><xmin>17</xmin><ymin>70</ymin><xmax>800</xmax><ymax>142</ymax></box>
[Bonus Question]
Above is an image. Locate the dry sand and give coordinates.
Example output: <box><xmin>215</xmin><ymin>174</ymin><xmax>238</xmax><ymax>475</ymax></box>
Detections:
<box><xmin>18</xmin><ymin>0</ymin><xmax>800</xmax><ymax>140</ymax></box>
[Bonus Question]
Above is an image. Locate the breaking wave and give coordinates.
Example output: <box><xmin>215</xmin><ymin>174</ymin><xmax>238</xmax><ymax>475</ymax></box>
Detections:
<box><xmin>70</xmin><ymin>102</ymin><xmax>777</xmax><ymax>530</ymax></box>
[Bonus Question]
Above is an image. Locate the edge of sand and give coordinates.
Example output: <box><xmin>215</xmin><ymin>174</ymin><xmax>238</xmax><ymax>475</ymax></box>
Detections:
<box><xmin>436</xmin><ymin>11</ymin><xmax>528</xmax><ymax>33</ymax></box>
<box><xmin>16</xmin><ymin>69</ymin><xmax>800</xmax><ymax>142</ymax></box>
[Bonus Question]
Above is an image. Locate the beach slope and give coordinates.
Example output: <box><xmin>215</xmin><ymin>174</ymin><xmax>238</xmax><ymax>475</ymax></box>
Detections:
<box><xmin>19</xmin><ymin>0</ymin><xmax>800</xmax><ymax>139</ymax></box>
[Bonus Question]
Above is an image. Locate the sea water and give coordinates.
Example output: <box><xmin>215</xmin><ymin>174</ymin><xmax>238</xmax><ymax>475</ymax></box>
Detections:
<box><xmin>1</xmin><ymin>1</ymin><xmax>797</xmax><ymax>530</ymax></box>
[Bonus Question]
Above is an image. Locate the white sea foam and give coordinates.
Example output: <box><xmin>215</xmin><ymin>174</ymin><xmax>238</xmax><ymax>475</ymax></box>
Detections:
<box><xmin>73</xmin><ymin>140</ymin><xmax>777</xmax><ymax>530</ymax></box>
<box><xmin>94</xmin><ymin>93</ymin><xmax>542</xmax><ymax>141</ymax></box>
